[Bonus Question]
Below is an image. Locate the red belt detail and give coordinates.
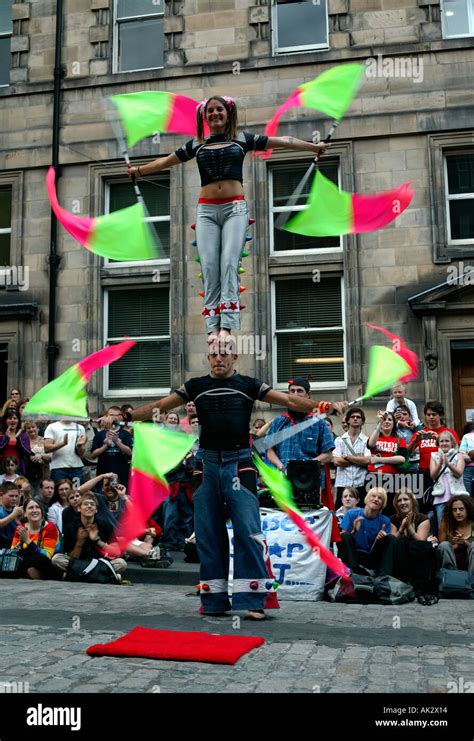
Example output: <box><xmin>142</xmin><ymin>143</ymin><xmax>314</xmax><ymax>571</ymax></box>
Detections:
<box><xmin>198</xmin><ymin>195</ymin><xmax>245</xmax><ymax>204</ymax></box>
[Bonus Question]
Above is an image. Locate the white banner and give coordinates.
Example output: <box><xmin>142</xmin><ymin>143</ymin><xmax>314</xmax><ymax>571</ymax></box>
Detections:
<box><xmin>228</xmin><ymin>507</ymin><xmax>333</xmax><ymax>601</ymax></box>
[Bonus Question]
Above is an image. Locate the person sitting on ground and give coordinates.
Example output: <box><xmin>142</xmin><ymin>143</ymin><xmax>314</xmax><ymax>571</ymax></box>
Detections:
<box><xmin>338</xmin><ymin>487</ymin><xmax>395</xmax><ymax>576</ymax></box>
<box><xmin>0</xmin><ymin>456</ymin><xmax>19</xmax><ymax>485</ymax></box>
<box><xmin>33</xmin><ymin>478</ymin><xmax>55</xmax><ymax>517</ymax></box>
<box><xmin>430</xmin><ymin>431</ymin><xmax>467</xmax><ymax>528</ymax></box>
<box><xmin>97</xmin><ymin>476</ymin><xmax>168</xmax><ymax>565</ymax></box>
<box><xmin>51</xmin><ymin>492</ymin><xmax>126</xmax><ymax>578</ymax></box>
<box><xmin>438</xmin><ymin>495</ymin><xmax>474</xmax><ymax>574</ymax></box>
<box><xmin>11</xmin><ymin>499</ymin><xmax>61</xmax><ymax>580</ymax></box>
<box><xmin>390</xmin><ymin>489</ymin><xmax>438</xmax><ymax>605</ymax></box>
<box><xmin>0</xmin><ymin>482</ymin><xmax>24</xmax><ymax>548</ymax></box>
<box><xmin>47</xmin><ymin>478</ymin><xmax>74</xmax><ymax>534</ymax></box>
<box><xmin>335</xmin><ymin>487</ymin><xmax>360</xmax><ymax>527</ymax></box>
<box><xmin>385</xmin><ymin>383</ymin><xmax>421</xmax><ymax>428</ymax></box>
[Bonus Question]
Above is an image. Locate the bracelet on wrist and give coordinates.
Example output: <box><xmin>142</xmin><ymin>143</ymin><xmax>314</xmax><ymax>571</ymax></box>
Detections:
<box><xmin>137</xmin><ymin>166</ymin><xmax>142</xmax><ymax>177</ymax></box>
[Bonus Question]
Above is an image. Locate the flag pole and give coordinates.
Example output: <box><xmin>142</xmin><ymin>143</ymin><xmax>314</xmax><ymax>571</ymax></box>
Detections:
<box><xmin>275</xmin><ymin>119</ymin><xmax>339</xmax><ymax>230</ymax></box>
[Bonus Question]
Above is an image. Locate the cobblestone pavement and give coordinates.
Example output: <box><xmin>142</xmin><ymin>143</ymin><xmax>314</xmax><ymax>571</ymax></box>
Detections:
<box><xmin>0</xmin><ymin>580</ymin><xmax>473</xmax><ymax>694</ymax></box>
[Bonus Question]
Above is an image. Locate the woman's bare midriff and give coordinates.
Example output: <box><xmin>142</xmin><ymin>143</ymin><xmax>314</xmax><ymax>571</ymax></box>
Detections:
<box><xmin>200</xmin><ymin>179</ymin><xmax>244</xmax><ymax>199</ymax></box>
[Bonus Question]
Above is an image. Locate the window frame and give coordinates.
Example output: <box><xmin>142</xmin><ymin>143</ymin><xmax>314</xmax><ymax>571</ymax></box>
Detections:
<box><xmin>443</xmin><ymin>149</ymin><xmax>474</xmax><ymax>247</ymax></box>
<box><xmin>103</xmin><ymin>285</ymin><xmax>172</xmax><ymax>398</ymax></box>
<box><xmin>268</xmin><ymin>159</ymin><xmax>343</xmax><ymax>257</ymax></box>
<box><xmin>0</xmin><ymin>1</ymin><xmax>12</xmax><ymax>89</ymax></box>
<box><xmin>104</xmin><ymin>176</ymin><xmax>171</xmax><ymax>268</ymax></box>
<box><xmin>0</xmin><ymin>187</ymin><xmax>12</xmax><ymax>259</ymax></box>
<box><xmin>270</xmin><ymin>274</ymin><xmax>347</xmax><ymax>391</ymax></box>
<box><xmin>441</xmin><ymin>0</ymin><xmax>474</xmax><ymax>39</ymax></box>
<box><xmin>271</xmin><ymin>0</ymin><xmax>329</xmax><ymax>56</ymax></box>
<box><xmin>428</xmin><ymin>133</ymin><xmax>474</xmax><ymax>262</ymax></box>
<box><xmin>113</xmin><ymin>0</ymin><xmax>165</xmax><ymax>75</ymax></box>
<box><xmin>0</xmin><ymin>172</ymin><xmax>23</xmax><ymax>272</ymax></box>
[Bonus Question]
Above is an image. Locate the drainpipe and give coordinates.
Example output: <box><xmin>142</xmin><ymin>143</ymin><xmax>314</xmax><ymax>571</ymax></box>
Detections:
<box><xmin>47</xmin><ymin>0</ymin><xmax>64</xmax><ymax>380</ymax></box>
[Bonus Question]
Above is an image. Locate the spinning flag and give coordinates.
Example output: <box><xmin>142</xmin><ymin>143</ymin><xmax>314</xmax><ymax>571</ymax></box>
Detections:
<box><xmin>253</xmin><ymin>457</ymin><xmax>349</xmax><ymax>579</ymax></box>
<box><xmin>254</xmin><ymin>64</ymin><xmax>365</xmax><ymax>159</ymax></box>
<box><xmin>367</xmin><ymin>324</ymin><xmax>419</xmax><ymax>383</ymax></box>
<box><xmin>113</xmin><ymin>424</ymin><xmax>195</xmax><ymax>551</ymax></box>
<box><xmin>358</xmin><ymin>345</ymin><xmax>411</xmax><ymax>402</ymax></box>
<box><xmin>285</xmin><ymin>171</ymin><xmax>414</xmax><ymax>236</ymax></box>
<box><xmin>23</xmin><ymin>340</ymin><xmax>135</xmax><ymax>419</ymax></box>
<box><xmin>110</xmin><ymin>91</ymin><xmax>209</xmax><ymax>149</ymax></box>
<box><xmin>46</xmin><ymin>167</ymin><xmax>157</xmax><ymax>261</ymax></box>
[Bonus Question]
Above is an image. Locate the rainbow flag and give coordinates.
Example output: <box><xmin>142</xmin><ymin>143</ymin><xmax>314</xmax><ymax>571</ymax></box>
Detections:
<box><xmin>367</xmin><ymin>324</ymin><xmax>419</xmax><ymax>383</ymax></box>
<box><xmin>253</xmin><ymin>457</ymin><xmax>349</xmax><ymax>579</ymax></box>
<box><xmin>255</xmin><ymin>64</ymin><xmax>364</xmax><ymax>159</ymax></box>
<box><xmin>285</xmin><ymin>171</ymin><xmax>414</xmax><ymax>236</ymax></box>
<box><xmin>110</xmin><ymin>91</ymin><xmax>209</xmax><ymax>149</ymax></box>
<box><xmin>114</xmin><ymin>424</ymin><xmax>195</xmax><ymax>550</ymax></box>
<box><xmin>24</xmin><ymin>341</ymin><xmax>135</xmax><ymax>419</ymax></box>
<box><xmin>46</xmin><ymin>167</ymin><xmax>158</xmax><ymax>261</ymax></box>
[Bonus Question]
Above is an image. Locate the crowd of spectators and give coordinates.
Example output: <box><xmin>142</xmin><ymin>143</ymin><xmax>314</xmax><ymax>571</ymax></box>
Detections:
<box><xmin>0</xmin><ymin>381</ymin><xmax>473</xmax><ymax>603</ymax></box>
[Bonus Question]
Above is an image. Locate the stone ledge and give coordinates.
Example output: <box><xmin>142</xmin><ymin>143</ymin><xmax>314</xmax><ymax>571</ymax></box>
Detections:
<box><xmin>11</xmin><ymin>35</ymin><xmax>30</xmax><ymax>53</ymax></box>
<box><xmin>164</xmin><ymin>15</ymin><xmax>184</xmax><ymax>33</ymax></box>
<box><xmin>12</xmin><ymin>2</ymin><xmax>31</xmax><ymax>21</ymax></box>
<box><xmin>89</xmin><ymin>26</ymin><xmax>109</xmax><ymax>43</ymax></box>
<box><xmin>249</xmin><ymin>5</ymin><xmax>269</xmax><ymax>24</ymax></box>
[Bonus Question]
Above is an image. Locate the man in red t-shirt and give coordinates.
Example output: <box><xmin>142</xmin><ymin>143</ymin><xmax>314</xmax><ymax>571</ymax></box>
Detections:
<box><xmin>408</xmin><ymin>401</ymin><xmax>460</xmax><ymax>473</ymax></box>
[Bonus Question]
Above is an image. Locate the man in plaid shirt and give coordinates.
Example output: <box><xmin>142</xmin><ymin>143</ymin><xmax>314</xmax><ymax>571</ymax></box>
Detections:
<box><xmin>266</xmin><ymin>377</ymin><xmax>335</xmax><ymax>477</ymax></box>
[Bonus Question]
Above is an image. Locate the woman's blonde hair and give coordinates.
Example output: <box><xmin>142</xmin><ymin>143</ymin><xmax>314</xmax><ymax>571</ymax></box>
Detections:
<box><xmin>364</xmin><ymin>487</ymin><xmax>387</xmax><ymax>508</ymax></box>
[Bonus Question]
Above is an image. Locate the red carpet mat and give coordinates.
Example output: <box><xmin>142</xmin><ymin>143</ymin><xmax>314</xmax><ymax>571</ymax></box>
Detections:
<box><xmin>87</xmin><ymin>626</ymin><xmax>265</xmax><ymax>665</ymax></box>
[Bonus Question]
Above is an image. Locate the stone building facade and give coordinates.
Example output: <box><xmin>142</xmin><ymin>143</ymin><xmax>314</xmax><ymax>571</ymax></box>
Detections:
<box><xmin>1</xmin><ymin>0</ymin><xmax>473</xmax><ymax>430</ymax></box>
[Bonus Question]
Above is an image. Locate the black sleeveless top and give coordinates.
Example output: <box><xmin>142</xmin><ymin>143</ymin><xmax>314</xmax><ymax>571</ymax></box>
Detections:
<box><xmin>174</xmin><ymin>132</ymin><xmax>268</xmax><ymax>186</ymax></box>
<box><xmin>175</xmin><ymin>372</ymin><xmax>271</xmax><ymax>451</ymax></box>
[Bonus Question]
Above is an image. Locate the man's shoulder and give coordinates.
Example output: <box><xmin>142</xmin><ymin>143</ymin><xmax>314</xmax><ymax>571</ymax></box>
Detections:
<box><xmin>44</xmin><ymin>421</ymin><xmax>59</xmax><ymax>435</ymax></box>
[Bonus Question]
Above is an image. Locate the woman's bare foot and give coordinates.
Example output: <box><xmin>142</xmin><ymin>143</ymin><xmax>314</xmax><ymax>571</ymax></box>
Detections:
<box><xmin>207</xmin><ymin>331</ymin><xmax>219</xmax><ymax>346</ymax></box>
<box><xmin>218</xmin><ymin>327</ymin><xmax>231</xmax><ymax>342</ymax></box>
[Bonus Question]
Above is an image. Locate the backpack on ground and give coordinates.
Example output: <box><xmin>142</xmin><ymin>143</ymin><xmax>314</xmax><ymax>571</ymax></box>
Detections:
<box><xmin>66</xmin><ymin>557</ymin><xmax>122</xmax><ymax>584</ymax></box>
<box><xmin>438</xmin><ymin>568</ymin><xmax>473</xmax><ymax>599</ymax></box>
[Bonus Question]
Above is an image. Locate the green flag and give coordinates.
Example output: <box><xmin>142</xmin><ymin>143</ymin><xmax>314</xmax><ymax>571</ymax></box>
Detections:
<box><xmin>360</xmin><ymin>346</ymin><xmax>411</xmax><ymax>401</ymax></box>
<box><xmin>299</xmin><ymin>64</ymin><xmax>365</xmax><ymax>121</ymax></box>
<box><xmin>285</xmin><ymin>170</ymin><xmax>352</xmax><ymax>237</ymax></box>
<box><xmin>132</xmin><ymin>423</ymin><xmax>195</xmax><ymax>479</ymax></box>
<box><xmin>253</xmin><ymin>456</ymin><xmax>300</xmax><ymax>514</ymax></box>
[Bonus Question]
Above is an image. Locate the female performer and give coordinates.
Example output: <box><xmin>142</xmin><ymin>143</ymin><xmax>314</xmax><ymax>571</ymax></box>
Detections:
<box><xmin>128</xmin><ymin>95</ymin><xmax>329</xmax><ymax>343</ymax></box>
<box><xmin>390</xmin><ymin>489</ymin><xmax>438</xmax><ymax>605</ymax></box>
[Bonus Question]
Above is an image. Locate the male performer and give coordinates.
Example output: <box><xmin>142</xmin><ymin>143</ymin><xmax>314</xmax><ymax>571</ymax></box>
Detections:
<box><xmin>126</xmin><ymin>345</ymin><xmax>346</xmax><ymax>619</ymax></box>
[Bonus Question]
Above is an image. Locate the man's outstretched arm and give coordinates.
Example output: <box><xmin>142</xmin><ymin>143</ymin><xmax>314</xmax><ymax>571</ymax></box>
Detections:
<box><xmin>130</xmin><ymin>390</ymin><xmax>185</xmax><ymax>422</ymax></box>
<box><xmin>262</xmin><ymin>389</ymin><xmax>347</xmax><ymax>416</ymax></box>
